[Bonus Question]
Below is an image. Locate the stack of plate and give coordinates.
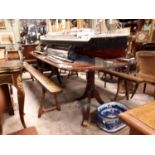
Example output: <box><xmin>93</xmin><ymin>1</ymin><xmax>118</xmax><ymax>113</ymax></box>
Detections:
<box><xmin>96</xmin><ymin>102</ymin><xmax>128</xmax><ymax>133</ymax></box>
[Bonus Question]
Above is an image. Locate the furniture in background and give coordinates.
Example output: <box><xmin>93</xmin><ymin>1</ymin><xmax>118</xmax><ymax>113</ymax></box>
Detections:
<box><xmin>0</xmin><ymin>87</ymin><xmax>38</xmax><ymax>135</ymax></box>
<box><xmin>119</xmin><ymin>100</ymin><xmax>155</xmax><ymax>135</ymax></box>
<box><xmin>7</xmin><ymin>50</ymin><xmax>20</xmax><ymax>60</ymax></box>
<box><xmin>101</xmin><ymin>68</ymin><xmax>143</xmax><ymax>100</ymax></box>
<box><xmin>103</xmin><ymin>51</ymin><xmax>155</xmax><ymax>100</ymax></box>
<box><xmin>133</xmin><ymin>51</ymin><xmax>155</xmax><ymax>99</ymax></box>
<box><xmin>138</xmin><ymin>43</ymin><xmax>155</xmax><ymax>94</ymax></box>
<box><xmin>21</xmin><ymin>43</ymin><xmax>38</xmax><ymax>60</ymax></box>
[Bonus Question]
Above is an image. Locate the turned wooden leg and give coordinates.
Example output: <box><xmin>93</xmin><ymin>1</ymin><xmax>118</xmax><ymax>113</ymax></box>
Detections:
<box><xmin>30</xmin><ymin>74</ymin><xmax>34</xmax><ymax>81</ymax></box>
<box><xmin>55</xmin><ymin>68</ymin><xmax>62</xmax><ymax>85</ymax></box>
<box><xmin>94</xmin><ymin>90</ymin><xmax>103</xmax><ymax>104</ymax></box>
<box><xmin>38</xmin><ymin>87</ymin><xmax>45</xmax><ymax>118</ymax></box>
<box><xmin>67</xmin><ymin>71</ymin><xmax>71</xmax><ymax>79</ymax></box>
<box><xmin>76</xmin><ymin>72</ymin><xmax>78</xmax><ymax>77</ymax></box>
<box><xmin>154</xmin><ymin>88</ymin><xmax>155</xmax><ymax>99</ymax></box>
<box><xmin>53</xmin><ymin>94</ymin><xmax>61</xmax><ymax>111</ymax></box>
<box><xmin>14</xmin><ymin>73</ymin><xmax>26</xmax><ymax>128</ymax></box>
<box><xmin>124</xmin><ymin>80</ymin><xmax>129</xmax><ymax>100</ymax></box>
<box><xmin>114</xmin><ymin>78</ymin><xmax>121</xmax><ymax>101</ymax></box>
<box><xmin>9</xmin><ymin>85</ymin><xmax>13</xmax><ymax>94</ymax></box>
<box><xmin>2</xmin><ymin>84</ymin><xmax>14</xmax><ymax>115</ymax></box>
<box><xmin>131</xmin><ymin>83</ymin><xmax>139</xmax><ymax>99</ymax></box>
<box><xmin>0</xmin><ymin>86</ymin><xmax>5</xmax><ymax>135</ymax></box>
<box><xmin>143</xmin><ymin>83</ymin><xmax>147</xmax><ymax>93</ymax></box>
<box><xmin>104</xmin><ymin>73</ymin><xmax>107</xmax><ymax>88</ymax></box>
<box><xmin>82</xmin><ymin>96</ymin><xmax>91</xmax><ymax>127</ymax></box>
<box><xmin>129</xmin><ymin>127</ymin><xmax>142</xmax><ymax>135</ymax></box>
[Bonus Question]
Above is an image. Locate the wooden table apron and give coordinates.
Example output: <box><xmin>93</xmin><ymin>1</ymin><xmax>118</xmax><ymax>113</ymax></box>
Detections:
<box><xmin>0</xmin><ymin>64</ymin><xmax>26</xmax><ymax>128</ymax></box>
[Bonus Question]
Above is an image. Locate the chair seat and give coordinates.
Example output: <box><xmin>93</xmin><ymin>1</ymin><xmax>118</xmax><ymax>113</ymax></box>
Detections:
<box><xmin>8</xmin><ymin>127</ymin><xmax>38</xmax><ymax>135</ymax></box>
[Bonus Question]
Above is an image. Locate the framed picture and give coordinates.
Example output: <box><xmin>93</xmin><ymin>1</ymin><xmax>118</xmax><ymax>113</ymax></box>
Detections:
<box><xmin>0</xmin><ymin>19</ymin><xmax>6</xmax><ymax>29</ymax></box>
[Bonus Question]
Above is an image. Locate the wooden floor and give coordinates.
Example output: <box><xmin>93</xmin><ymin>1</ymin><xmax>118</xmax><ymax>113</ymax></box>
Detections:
<box><xmin>3</xmin><ymin>72</ymin><xmax>155</xmax><ymax>135</ymax></box>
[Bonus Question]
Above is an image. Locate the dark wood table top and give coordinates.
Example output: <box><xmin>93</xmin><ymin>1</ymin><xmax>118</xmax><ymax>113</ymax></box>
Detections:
<box><xmin>0</xmin><ymin>60</ymin><xmax>22</xmax><ymax>73</ymax></box>
<box><xmin>31</xmin><ymin>52</ymin><xmax>103</xmax><ymax>72</ymax></box>
<box><xmin>31</xmin><ymin>52</ymin><xmax>131</xmax><ymax>72</ymax></box>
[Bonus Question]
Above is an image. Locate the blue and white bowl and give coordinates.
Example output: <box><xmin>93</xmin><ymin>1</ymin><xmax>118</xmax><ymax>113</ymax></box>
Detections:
<box><xmin>96</xmin><ymin>102</ymin><xmax>128</xmax><ymax>133</ymax></box>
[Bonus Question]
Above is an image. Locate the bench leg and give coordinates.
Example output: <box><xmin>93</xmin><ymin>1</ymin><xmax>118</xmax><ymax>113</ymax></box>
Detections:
<box><xmin>104</xmin><ymin>73</ymin><xmax>107</xmax><ymax>88</ymax></box>
<box><xmin>30</xmin><ymin>74</ymin><xmax>34</xmax><ymax>82</ymax></box>
<box><xmin>38</xmin><ymin>89</ymin><xmax>61</xmax><ymax>118</ymax></box>
<box><xmin>124</xmin><ymin>80</ymin><xmax>129</xmax><ymax>100</ymax></box>
<box><xmin>131</xmin><ymin>83</ymin><xmax>139</xmax><ymax>99</ymax></box>
<box><xmin>114</xmin><ymin>78</ymin><xmax>121</xmax><ymax>101</ymax></box>
<box><xmin>53</xmin><ymin>94</ymin><xmax>61</xmax><ymax>111</ymax></box>
<box><xmin>143</xmin><ymin>83</ymin><xmax>147</xmax><ymax>93</ymax></box>
<box><xmin>38</xmin><ymin>87</ymin><xmax>45</xmax><ymax>118</ymax></box>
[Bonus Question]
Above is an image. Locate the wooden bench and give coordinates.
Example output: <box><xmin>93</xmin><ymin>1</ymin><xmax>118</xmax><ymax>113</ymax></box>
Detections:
<box><xmin>23</xmin><ymin>61</ymin><xmax>62</xmax><ymax>118</ymax></box>
<box><xmin>101</xmin><ymin>69</ymin><xmax>144</xmax><ymax>100</ymax></box>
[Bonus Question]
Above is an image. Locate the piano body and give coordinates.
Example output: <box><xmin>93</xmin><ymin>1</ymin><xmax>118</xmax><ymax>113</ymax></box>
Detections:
<box><xmin>40</xmin><ymin>31</ymin><xmax>129</xmax><ymax>62</ymax></box>
<box><xmin>36</xmin><ymin>30</ymin><xmax>130</xmax><ymax>126</ymax></box>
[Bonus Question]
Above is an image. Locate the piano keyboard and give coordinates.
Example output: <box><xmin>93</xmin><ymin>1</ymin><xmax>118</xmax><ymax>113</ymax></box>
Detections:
<box><xmin>47</xmin><ymin>55</ymin><xmax>73</xmax><ymax>63</ymax></box>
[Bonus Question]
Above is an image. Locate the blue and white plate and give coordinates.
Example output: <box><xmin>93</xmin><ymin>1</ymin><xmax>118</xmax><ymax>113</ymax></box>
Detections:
<box><xmin>96</xmin><ymin>102</ymin><xmax>128</xmax><ymax>133</ymax></box>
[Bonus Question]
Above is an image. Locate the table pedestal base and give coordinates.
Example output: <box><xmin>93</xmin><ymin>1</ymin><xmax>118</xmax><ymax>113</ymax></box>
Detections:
<box><xmin>77</xmin><ymin>71</ymin><xmax>103</xmax><ymax>127</ymax></box>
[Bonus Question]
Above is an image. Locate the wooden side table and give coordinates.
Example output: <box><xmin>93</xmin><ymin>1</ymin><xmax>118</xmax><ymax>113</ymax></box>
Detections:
<box><xmin>0</xmin><ymin>60</ymin><xmax>26</xmax><ymax>128</ymax></box>
<box><xmin>119</xmin><ymin>101</ymin><xmax>155</xmax><ymax>135</ymax></box>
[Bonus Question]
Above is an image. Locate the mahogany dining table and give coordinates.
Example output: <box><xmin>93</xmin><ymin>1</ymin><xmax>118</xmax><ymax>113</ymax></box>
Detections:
<box><xmin>31</xmin><ymin>52</ymin><xmax>131</xmax><ymax>126</ymax></box>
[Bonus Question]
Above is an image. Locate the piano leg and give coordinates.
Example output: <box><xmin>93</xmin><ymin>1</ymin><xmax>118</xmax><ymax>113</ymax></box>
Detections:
<box><xmin>77</xmin><ymin>71</ymin><xmax>103</xmax><ymax>126</ymax></box>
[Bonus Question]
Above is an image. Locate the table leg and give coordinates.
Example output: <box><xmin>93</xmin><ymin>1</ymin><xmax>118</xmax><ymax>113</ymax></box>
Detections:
<box><xmin>131</xmin><ymin>83</ymin><xmax>139</xmax><ymax>99</ymax></box>
<box><xmin>77</xmin><ymin>71</ymin><xmax>103</xmax><ymax>103</ymax></box>
<box><xmin>1</xmin><ymin>84</ymin><xmax>14</xmax><ymax>115</ymax></box>
<box><xmin>129</xmin><ymin>127</ymin><xmax>142</xmax><ymax>135</ymax></box>
<box><xmin>14</xmin><ymin>73</ymin><xmax>27</xmax><ymax>128</ymax></box>
<box><xmin>77</xmin><ymin>71</ymin><xmax>103</xmax><ymax>126</ymax></box>
<box><xmin>49</xmin><ymin>67</ymin><xmax>62</xmax><ymax>85</ymax></box>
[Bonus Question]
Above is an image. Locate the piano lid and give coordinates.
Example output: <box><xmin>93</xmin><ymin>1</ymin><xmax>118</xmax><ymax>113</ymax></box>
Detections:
<box><xmin>40</xmin><ymin>28</ymin><xmax>130</xmax><ymax>43</ymax></box>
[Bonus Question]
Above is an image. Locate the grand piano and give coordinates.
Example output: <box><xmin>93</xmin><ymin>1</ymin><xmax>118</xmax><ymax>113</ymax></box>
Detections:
<box><xmin>33</xmin><ymin>29</ymin><xmax>130</xmax><ymax>126</ymax></box>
